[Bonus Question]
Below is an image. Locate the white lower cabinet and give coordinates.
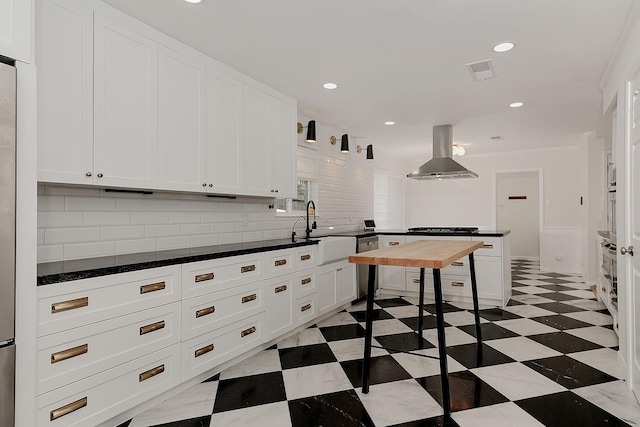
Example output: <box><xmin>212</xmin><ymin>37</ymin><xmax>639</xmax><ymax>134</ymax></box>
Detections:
<box><xmin>295</xmin><ymin>293</ymin><xmax>318</xmax><ymax>326</ymax></box>
<box><xmin>337</xmin><ymin>263</ymin><xmax>356</xmax><ymax>305</ymax></box>
<box><xmin>265</xmin><ymin>275</ymin><xmax>295</xmax><ymax>341</ymax></box>
<box><xmin>317</xmin><ymin>260</ymin><xmax>356</xmax><ymax>315</ymax></box>
<box><xmin>379</xmin><ymin>235</ymin><xmax>406</xmax><ymax>291</ymax></box>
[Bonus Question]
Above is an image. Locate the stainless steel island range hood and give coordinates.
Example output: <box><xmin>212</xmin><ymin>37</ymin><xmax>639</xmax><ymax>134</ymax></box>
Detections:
<box><xmin>407</xmin><ymin>124</ymin><xmax>478</xmax><ymax>180</ymax></box>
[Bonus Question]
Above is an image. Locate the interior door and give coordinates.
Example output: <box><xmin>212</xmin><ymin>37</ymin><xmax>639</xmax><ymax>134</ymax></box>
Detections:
<box><xmin>628</xmin><ymin>73</ymin><xmax>640</xmax><ymax>400</ymax></box>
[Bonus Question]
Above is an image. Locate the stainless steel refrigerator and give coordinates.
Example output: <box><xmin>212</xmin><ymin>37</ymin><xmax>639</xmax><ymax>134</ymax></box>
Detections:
<box><xmin>0</xmin><ymin>60</ymin><xmax>16</xmax><ymax>427</ymax></box>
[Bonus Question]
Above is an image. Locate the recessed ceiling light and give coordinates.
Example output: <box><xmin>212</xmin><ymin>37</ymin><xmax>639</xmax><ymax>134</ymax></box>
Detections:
<box><xmin>384</xmin><ymin>121</ymin><xmax>395</xmax><ymax>126</ymax></box>
<box><xmin>184</xmin><ymin>0</ymin><xmax>202</xmax><ymax>3</ymax></box>
<box><xmin>493</xmin><ymin>42</ymin><xmax>515</xmax><ymax>53</ymax></box>
<box><xmin>323</xmin><ymin>83</ymin><xmax>338</xmax><ymax>90</ymax></box>
<box><xmin>509</xmin><ymin>102</ymin><xmax>524</xmax><ymax>108</ymax></box>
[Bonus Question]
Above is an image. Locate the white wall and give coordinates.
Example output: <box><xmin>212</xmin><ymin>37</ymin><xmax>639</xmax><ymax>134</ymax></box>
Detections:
<box><xmin>496</xmin><ymin>171</ymin><xmax>539</xmax><ymax>258</ymax></box>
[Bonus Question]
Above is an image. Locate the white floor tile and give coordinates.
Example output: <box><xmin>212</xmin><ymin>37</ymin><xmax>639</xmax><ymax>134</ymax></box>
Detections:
<box><xmin>369</xmin><ymin>318</ymin><xmax>414</xmax><ymax>336</ymax></box>
<box><xmin>472</xmin><ymin>362</ymin><xmax>566</xmax><ymax>400</ymax></box>
<box><xmin>486</xmin><ymin>336</ymin><xmax>562</xmax><ymax>361</ymax></box>
<box><xmin>503</xmin><ymin>305</ymin><xmax>556</xmax><ymax>318</ymax></box>
<box><xmin>327</xmin><ymin>337</ymin><xmax>388</xmax><ymax>362</ymax></box>
<box><xmin>510</xmin><ymin>294</ymin><xmax>556</xmax><ymax>305</ymax></box>
<box><xmin>277</xmin><ymin>327</ymin><xmax>327</xmax><ymax>349</ymax></box>
<box><xmin>219</xmin><ymin>349</ymin><xmax>282</xmax><ymax>380</ymax></box>
<box><xmin>453</xmin><ymin>402</ymin><xmax>545</xmax><ymax>427</ymax></box>
<box><xmin>494</xmin><ymin>318</ymin><xmax>559</xmax><ymax>336</ymax></box>
<box><xmin>513</xmin><ymin>285</ymin><xmax>555</xmax><ymax>294</ymax></box>
<box><xmin>422</xmin><ymin>326</ymin><xmax>478</xmax><ymax>347</ymax></box>
<box><xmin>282</xmin><ymin>362</ymin><xmax>353</xmax><ymax>400</ymax></box>
<box><xmin>561</xmin><ymin>289</ymin><xmax>598</xmax><ymax>299</ymax></box>
<box><xmin>564</xmin><ymin>310</ymin><xmax>613</xmax><ymax>326</ymax></box>
<box><xmin>443</xmin><ymin>310</ymin><xmax>489</xmax><ymax>326</ymax></box>
<box><xmin>356</xmin><ymin>379</ymin><xmax>443</xmax><ymax>426</ymax></box>
<box><xmin>209</xmin><ymin>401</ymin><xmax>292</xmax><ymax>427</ymax></box>
<box><xmin>563</xmin><ymin>299</ymin><xmax>607</xmax><ymax>310</ymax></box>
<box><xmin>566</xmin><ymin>326</ymin><xmax>619</xmax><ymax>348</ymax></box>
<box><xmin>383</xmin><ymin>305</ymin><xmax>421</xmax><ymax>318</ymax></box>
<box><xmin>574</xmin><ymin>380</ymin><xmax>640</xmax><ymax>426</ymax></box>
<box><xmin>392</xmin><ymin>350</ymin><xmax>466</xmax><ymax>378</ymax></box>
<box><xmin>316</xmin><ymin>311</ymin><xmax>358</xmax><ymax>327</ymax></box>
<box><xmin>568</xmin><ymin>348</ymin><xmax>625</xmax><ymax>379</ymax></box>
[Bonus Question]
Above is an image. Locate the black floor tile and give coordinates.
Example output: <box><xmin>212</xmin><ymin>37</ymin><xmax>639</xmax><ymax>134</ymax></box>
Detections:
<box><xmin>389</xmin><ymin>415</ymin><xmax>460</xmax><ymax>427</ymax></box>
<box><xmin>350</xmin><ymin>309</ymin><xmax>395</xmax><ymax>322</ymax></box>
<box><xmin>533</xmin><ymin>302</ymin><xmax>585</xmax><ymax>314</ymax></box>
<box><xmin>477</xmin><ymin>308</ymin><xmax>522</xmax><ymax>321</ymax></box>
<box><xmin>446</xmin><ymin>343</ymin><xmax>515</xmax><ymax>369</ymax></box>
<box><xmin>375</xmin><ymin>332</ymin><xmax>435</xmax><ymax>352</ymax></box>
<box><xmin>523</xmin><ymin>355</ymin><xmax>616</xmax><ymax>389</ymax></box>
<box><xmin>536</xmin><ymin>278</ymin><xmax>577</xmax><ymax>285</ymax></box>
<box><xmin>458</xmin><ymin>323</ymin><xmax>520</xmax><ymax>340</ymax></box>
<box><xmin>279</xmin><ymin>343</ymin><xmax>337</xmax><ymax>369</ymax></box>
<box><xmin>341</xmin><ymin>355</ymin><xmax>412</xmax><ymax>388</ymax></box>
<box><xmin>288</xmin><ymin>389</ymin><xmax>375</xmax><ymax>427</ymax></box>
<box><xmin>536</xmin><ymin>283</ymin><xmax>577</xmax><ymax>292</ymax></box>
<box><xmin>202</xmin><ymin>373</ymin><xmax>219</xmax><ymax>383</ymax></box>
<box><xmin>116</xmin><ymin>421</ymin><xmax>132</xmax><ymax>427</ymax></box>
<box><xmin>375</xmin><ymin>297</ymin><xmax>414</xmax><ymax>308</ymax></box>
<box><xmin>527</xmin><ymin>331</ymin><xmax>603</xmax><ymax>354</ymax></box>
<box><xmin>417</xmin><ymin>370</ymin><xmax>509</xmax><ymax>412</ymax></box>
<box><xmin>150</xmin><ymin>416</ymin><xmax>212</xmax><ymax>427</ymax></box>
<box><xmin>506</xmin><ymin>299</ymin><xmax>525</xmax><ymax>306</ymax></box>
<box><xmin>530</xmin><ymin>314</ymin><xmax>593</xmax><ymax>330</ymax></box>
<box><xmin>399</xmin><ymin>315</ymin><xmax>445</xmax><ymax>331</ymax></box>
<box><xmin>320</xmin><ymin>324</ymin><xmax>366</xmax><ymax>341</ymax></box>
<box><xmin>540</xmin><ymin>272</ymin><xmax>576</xmax><ymax>278</ymax></box>
<box><xmin>540</xmin><ymin>292</ymin><xmax>581</xmax><ymax>302</ymax></box>
<box><xmin>516</xmin><ymin>391</ymin><xmax>630</xmax><ymax>427</ymax></box>
<box><xmin>511</xmin><ymin>289</ymin><xmax>526</xmax><ymax>296</ymax></box>
<box><xmin>212</xmin><ymin>371</ymin><xmax>287</xmax><ymax>413</ymax></box>
<box><xmin>422</xmin><ymin>302</ymin><xmax>463</xmax><ymax>314</ymax></box>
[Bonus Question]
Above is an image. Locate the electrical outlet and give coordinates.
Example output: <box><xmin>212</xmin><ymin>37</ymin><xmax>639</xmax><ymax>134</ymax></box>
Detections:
<box><xmin>545</xmin><ymin>200</ymin><xmax>551</xmax><ymax>208</ymax></box>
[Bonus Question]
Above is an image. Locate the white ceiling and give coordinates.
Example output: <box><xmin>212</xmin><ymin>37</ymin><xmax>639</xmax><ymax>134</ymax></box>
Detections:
<box><xmin>103</xmin><ymin>0</ymin><xmax>634</xmax><ymax>160</ymax></box>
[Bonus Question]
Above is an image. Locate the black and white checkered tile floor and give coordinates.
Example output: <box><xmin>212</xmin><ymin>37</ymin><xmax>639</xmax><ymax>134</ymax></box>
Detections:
<box><xmin>120</xmin><ymin>259</ymin><xmax>640</xmax><ymax>427</ymax></box>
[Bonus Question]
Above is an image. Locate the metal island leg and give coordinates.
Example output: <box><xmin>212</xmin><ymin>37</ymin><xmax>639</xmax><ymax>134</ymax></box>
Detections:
<box><xmin>432</xmin><ymin>268</ymin><xmax>452</xmax><ymax>419</ymax></box>
<box><xmin>468</xmin><ymin>252</ymin><xmax>483</xmax><ymax>359</ymax></box>
<box><xmin>361</xmin><ymin>264</ymin><xmax>377</xmax><ymax>393</ymax></box>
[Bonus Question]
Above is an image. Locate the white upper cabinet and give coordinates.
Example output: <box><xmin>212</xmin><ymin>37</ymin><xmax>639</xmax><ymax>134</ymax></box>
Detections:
<box><xmin>207</xmin><ymin>67</ymin><xmax>243</xmax><ymax>195</ymax></box>
<box><xmin>93</xmin><ymin>15</ymin><xmax>159</xmax><ymax>189</ymax></box>
<box><xmin>36</xmin><ymin>0</ymin><xmax>94</xmax><ymax>185</ymax></box>
<box><xmin>0</xmin><ymin>0</ymin><xmax>31</xmax><ymax>62</ymax></box>
<box><xmin>243</xmin><ymin>85</ymin><xmax>296</xmax><ymax>198</ymax></box>
<box><xmin>158</xmin><ymin>45</ymin><xmax>207</xmax><ymax>192</ymax></box>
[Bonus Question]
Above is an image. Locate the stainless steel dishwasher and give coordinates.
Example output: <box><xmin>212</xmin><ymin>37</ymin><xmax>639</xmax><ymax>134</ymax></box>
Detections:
<box><xmin>355</xmin><ymin>236</ymin><xmax>379</xmax><ymax>301</ymax></box>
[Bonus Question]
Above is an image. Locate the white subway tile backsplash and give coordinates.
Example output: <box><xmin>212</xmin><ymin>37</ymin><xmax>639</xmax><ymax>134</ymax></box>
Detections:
<box><xmin>145</xmin><ymin>224</ymin><xmax>181</xmax><ymax>238</ymax></box>
<box><xmin>101</xmin><ymin>225</ymin><xmax>145</xmax><ymax>241</ymax></box>
<box><xmin>190</xmin><ymin>200</ymin><xmax>220</xmax><ymax>212</ymax></box>
<box><xmin>156</xmin><ymin>236</ymin><xmax>191</xmax><ymax>251</ymax></box>
<box><xmin>84</xmin><ymin>211</ymin><xmax>131</xmax><ymax>226</ymax></box>
<box><xmin>180</xmin><ymin>223</ymin><xmax>210</xmax><ymax>236</ymax></box>
<box><xmin>169</xmin><ymin>212</ymin><xmax>201</xmax><ymax>224</ymax></box>
<box><xmin>38</xmin><ymin>195</ymin><xmax>65</xmax><ymax>212</ymax></box>
<box><xmin>190</xmin><ymin>234</ymin><xmax>219</xmax><ymax>247</ymax></box>
<box><xmin>218</xmin><ymin>232</ymin><xmax>243</xmax><ymax>245</ymax></box>
<box><xmin>38</xmin><ymin>245</ymin><xmax>63</xmax><ymax>263</ymax></box>
<box><xmin>116</xmin><ymin>198</ymin><xmax>159</xmax><ymax>212</ymax></box>
<box><xmin>37</xmin><ymin>229</ymin><xmax>45</xmax><ymax>245</ymax></box>
<box><xmin>64</xmin><ymin>241</ymin><xmax>115</xmax><ymax>260</ymax></box>
<box><xmin>242</xmin><ymin>231</ymin><xmax>264</xmax><ymax>242</ymax></box>
<box><xmin>116</xmin><ymin>238</ymin><xmax>157</xmax><ymax>255</ymax></box>
<box><xmin>209</xmin><ymin>223</ymin><xmax>236</xmax><ymax>233</ymax></box>
<box><xmin>131</xmin><ymin>212</ymin><xmax>170</xmax><ymax>225</ymax></box>
<box><xmin>157</xmin><ymin>199</ymin><xmax>191</xmax><ymax>212</ymax></box>
<box><xmin>65</xmin><ymin>196</ymin><xmax>116</xmax><ymax>212</ymax></box>
<box><xmin>45</xmin><ymin>227</ymin><xmax>101</xmax><ymax>245</ymax></box>
<box><xmin>201</xmin><ymin>212</ymin><xmax>227</xmax><ymax>223</ymax></box>
<box><xmin>37</xmin><ymin>212</ymin><xmax>84</xmax><ymax>228</ymax></box>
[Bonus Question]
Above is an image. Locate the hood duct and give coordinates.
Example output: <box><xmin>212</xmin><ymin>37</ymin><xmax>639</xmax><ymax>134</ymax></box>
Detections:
<box><xmin>407</xmin><ymin>124</ymin><xmax>478</xmax><ymax>180</ymax></box>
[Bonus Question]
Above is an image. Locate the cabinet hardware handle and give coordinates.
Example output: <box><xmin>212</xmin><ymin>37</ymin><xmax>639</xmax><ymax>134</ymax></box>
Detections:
<box><xmin>208</xmin><ymin>184</ymin><xmax>213</xmax><ymax>187</ymax></box>
<box><xmin>202</xmin><ymin>183</ymin><xmax>207</xmax><ymax>187</ymax></box>
<box><xmin>482</xmin><ymin>244</ymin><xmax>494</xmax><ymax>249</ymax></box>
<box><xmin>51</xmin><ymin>344</ymin><xmax>88</xmax><ymax>364</ymax></box>
<box><xmin>196</xmin><ymin>305</ymin><xmax>216</xmax><ymax>318</ymax></box>
<box><xmin>97</xmin><ymin>173</ymin><xmax>103</xmax><ymax>178</ymax></box>
<box><xmin>275</xmin><ymin>259</ymin><xmax>287</xmax><ymax>266</ymax></box>
<box><xmin>275</xmin><ymin>189</ymin><xmax>279</xmax><ymax>193</ymax></box>
<box><xmin>413</xmin><ymin>279</ymin><xmax>421</xmax><ymax>284</ymax></box>
<box><xmin>241</xmin><ymin>264</ymin><xmax>256</xmax><ymax>273</ymax></box>
<box><xmin>270</xmin><ymin>189</ymin><xmax>275</xmax><ymax>192</ymax></box>
<box><xmin>241</xmin><ymin>326</ymin><xmax>256</xmax><ymax>337</ymax></box>
<box><xmin>195</xmin><ymin>344</ymin><xmax>214</xmax><ymax>358</ymax></box>
<box><xmin>51</xmin><ymin>297</ymin><xmax>88</xmax><ymax>314</ymax></box>
<box><xmin>301</xmin><ymin>303</ymin><xmax>312</xmax><ymax>312</ymax></box>
<box><xmin>140</xmin><ymin>281</ymin><xmax>166</xmax><ymax>294</ymax></box>
<box><xmin>602</xmin><ymin>287</ymin><xmax>606</xmax><ymax>292</ymax></box>
<box><xmin>301</xmin><ymin>278</ymin><xmax>312</xmax><ymax>285</ymax></box>
<box><xmin>242</xmin><ymin>294</ymin><xmax>257</xmax><ymax>304</ymax></box>
<box><xmin>452</xmin><ymin>261</ymin><xmax>464</xmax><ymax>267</ymax></box>
<box><xmin>85</xmin><ymin>172</ymin><xmax>92</xmax><ymax>177</ymax></box>
<box><xmin>389</xmin><ymin>241</ymin><xmax>400</xmax><ymax>246</ymax></box>
<box><xmin>195</xmin><ymin>273</ymin><xmax>215</xmax><ymax>283</ymax></box>
<box><xmin>50</xmin><ymin>397</ymin><xmax>87</xmax><ymax>421</ymax></box>
<box><xmin>300</xmin><ymin>254</ymin><xmax>311</xmax><ymax>261</ymax></box>
<box><xmin>139</xmin><ymin>364</ymin><xmax>165</xmax><ymax>382</ymax></box>
<box><xmin>451</xmin><ymin>282</ymin><xmax>465</xmax><ymax>287</ymax></box>
<box><xmin>275</xmin><ymin>285</ymin><xmax>288</xmax><ymax>293</ymax></box>
<box><xmin>140</xmin><ymin>320</ymin><xmax>165</xmax><ymax>335</ymax></box>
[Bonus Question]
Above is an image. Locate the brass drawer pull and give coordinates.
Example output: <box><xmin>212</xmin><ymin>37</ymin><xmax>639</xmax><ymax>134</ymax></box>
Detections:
<box><xmin>451</xmin><ymin>282</ymin><xmax>465</xmax><ymax>287</ymax></box>
<box><xmin>452</xmin><ymin>261</ymin><xmax>464</xmax><ymax>267</ymax></box>
<box><xmin>50</xmin><ymin>397</ymin><xmax>87</xmax><ymax>421</ymax></box>
<box><xmin>242</xmin><ymin>294</ymin><xmax>257</xmax><ymax>303</ymax></box>
<box><xmin>195</xmin><ymin>344</ymin><xmax>214</xmax><ymax>358</ymax></box>
<box><xmin>389</xmin><ymin>241</ymin><xmax>400</xmax><ymax>246</ymax></box>
<box><xmin>482</xmin><ymin>244</ymin><xmax>494</xmax><ymax>249</ymax></box>
<box><xmin>139</xmin><ymin>364</ymin><xmax>165</xmax><ymax>382</ymax></box>
<box><xmin>301</xmin><ymin>303</ymin><xmax>312</xmax><ymax>312</ymax></box>
<box><xmin>51</xmin><ymin>344</ymin><xmax>88</xmax><ymax>364</ymax></box>
<box><xmin>274</xmin><ymin>259</ymin><xmax>287</xmax><ymax>266</ymax></box>
<box><xmin>241</xmin><ymin>264</ymin><xmax>256</xmax><ymax>273</ymax></box>
<box><xmin>300</xmin><ymin>254</ymin><xmax>311</xmax><ymax>261</ymax></box>
<box><xmin>51</xmin><ymin>297</ymin><xmax>88</xmax><ymax>314</ymax></box>
<box><xmin>413</xmin><ymin>278</ymin><xmax>421</xmax><ymax>284</ymax></box>
<box><xmin>196</xmin><ymin>305</ymin><xmax>216</xmax><ymax>318</ymax></box>
<box><xmin>140</xmin><ymin>320</ymin><xmax>165</xmax><ymax>335</ymax></box>
<box><xmin>195</xmin><ymin>273</ymin><xmax>215</xmax><ymax>283</ymax></box>
<box><xmin>241</xmin><ymin>326</ymin><xmax>256</xmax><ymax>337</ymax></box>
<box><xmin>275</xmin><ymin>285</ymin><xmax>288</xmax><ymax>293</ymax></box>
<box><xmin>301</xmin><ymin>277</ymin><xmax>312</xmax><ymax>285</ymax></box>
<box><xmin>140</xmin><ymin>282</ymin><xmax>166</xmax><ymax>294</ymax></box>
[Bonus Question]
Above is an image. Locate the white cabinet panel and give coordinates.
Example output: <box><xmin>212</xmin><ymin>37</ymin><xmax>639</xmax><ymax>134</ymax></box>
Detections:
<box><xmin>94</xmin><ymin>15</ymin><xmax>158</xmax><ymax>189</ymax></box>
<box><xmin>0</xmin><ymin>0</ymin><xmax>31</xmax><ymax>62</ymax></box>
<box><xmin>158</xmin><ymin>45</ymin><xmax>207</xmax><ymax>192</ymax></box>
<box><xmin>207</xmin><ymin>68</ymin><xmax>243</xmax><ymax>194</ymax></box>
<box><xmin>336</xmin><ymin>263</ymin><xmax>356</xmax><ymax>305</ymax></box>
<box><xmin>317</xmin><ymin>265</ymin><xmax>337</xmax><ymax>315</ymax></box>
<box><xmin>475</xmin><ymin>256</ymin><xmax>503</xmax><ymax>301</ymax></box>
<box><xmin>36</xmin><ymin>0</ymin><xmax>93</xmax><ymax>184</ymax></box>
<box><xmin>270</xmin><ymin>97</ymin><xmax>296</xmax><ymax>198</ymax></box>
<box><xmin>265</xmin><ymin>275</ymin><xmax>294</xmax><ymax>341</ymax></box>
<box><xmin>379</xmin><ymin>236</ymin><xmax>406</xmax><ymax>291</ymax></box>
<box><xmin>243</xmin><ymin>85</ymin><xmax>272</xmax><ymax>196</ymax></box>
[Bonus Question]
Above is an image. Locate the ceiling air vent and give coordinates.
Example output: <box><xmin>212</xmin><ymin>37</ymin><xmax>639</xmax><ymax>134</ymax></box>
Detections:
<box><xmin>490</xmin><ymin>135</ymin><xmax>504</xmax><ymax>141</ymax></box>
<box><xmin>466</xmin><ymin>59</ymin><xmax>497</xmax><ymax>81</ymax></box>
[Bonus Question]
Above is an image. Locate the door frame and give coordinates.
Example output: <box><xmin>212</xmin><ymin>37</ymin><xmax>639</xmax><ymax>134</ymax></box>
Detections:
<box><xmin>492</xmin><ymin>168</ymin><xmax>544</xmax><ymax>261</ymax></box>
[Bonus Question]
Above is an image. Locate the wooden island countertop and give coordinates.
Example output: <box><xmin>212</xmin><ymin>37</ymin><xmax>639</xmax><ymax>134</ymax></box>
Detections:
<box><xmin>348</xmin><ymin>239</ymin><xmax>484</xmax><ymax>269</ymax></box>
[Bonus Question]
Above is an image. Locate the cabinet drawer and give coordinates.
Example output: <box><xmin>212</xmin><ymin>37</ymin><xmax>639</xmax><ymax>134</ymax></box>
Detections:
<box><xmin>181</xmin><ymin>313</ymin><xmax>264</xmax><ymax>381</ymax></box>
<box><xmin>37</xmin><ymin>266</ymin><xmax>181</xmax><ymax>337</ymax></box>
<box><xmin>472</xmin><ymin>236</ymin><xmax>502</xmax><ymax>257</ymax></box>
<box><xmin>265</xmin><ymin>249</ymin><xmax>294</xmax><ymax>278</ymax></box>
<box><xmin>37</xmin><ymin>301</ymin><xmax>180</xmax><ymax>396</ymax></box>
<box><xmin>406</xmin><ymin>258</ymin><xmax>470</xmax><ymax>276</ymax></box>
<box><xmin>406</xmin><ymin>272</ymin><xmax>471</xmax><ymax>297</ymax></box>
<box><xmin>181</xmin><ymin>281</ymin><xmax>264</xmax><ymax>341</ymax></box>
<box><xmin>293</xmin><ymin>270</ymin><xmax>316</xmax><ymax>299</ymax></box>
<box><xmin>295</xmin><ymin>294</ymin><xmax>317</xmax><ymax>326</ymax></box>
<box><xmin>36</xmin><ymin>344</ymin><xmax>180</xmax><ymax>427</ymax></box>
<box><xmin>296</xmin><ymin>246</ymin><xmax>316</xmax><ymax>270</ymax></box>
<box><xmin>182</xmin><ymin>253</ymin><xmax>264</xmax><ymax>298</ymax></box>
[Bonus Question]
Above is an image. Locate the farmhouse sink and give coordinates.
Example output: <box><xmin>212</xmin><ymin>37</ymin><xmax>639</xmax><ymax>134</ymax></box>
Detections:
<box><xmin>316</xmin><ymin>236</ymin><xmax>356</xmax><ymax>265</ymax></box>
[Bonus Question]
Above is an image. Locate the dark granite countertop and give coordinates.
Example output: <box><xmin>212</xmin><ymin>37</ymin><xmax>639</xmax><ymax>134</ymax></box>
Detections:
<box><xmin>373</xmin><ymin>229</ymin><xmax>511</xmax><ymax>237</ymax></box>
<box><xmin>37</xmin><ymin>238</ymin><xmax>318</xmax><ymax>286</ymax></box>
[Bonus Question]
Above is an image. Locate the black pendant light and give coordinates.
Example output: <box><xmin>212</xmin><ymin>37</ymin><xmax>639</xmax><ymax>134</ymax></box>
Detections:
<box><xmin>366</xmin><ymin>144</ymin><xmax>374</xmax><ymax>160</ymax></box>
<box><xmin>340</xmin><ymin>134</ymin><xmax>349</xmax><ymax>153</ymax></box>
<box><xmin>306</xmin><ymin>120</ymin><xmax>316</xmax><ymax>142</ymax></box>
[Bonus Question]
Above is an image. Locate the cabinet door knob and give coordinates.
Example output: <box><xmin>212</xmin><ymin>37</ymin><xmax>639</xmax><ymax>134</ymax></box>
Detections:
<box><xmin>202</xmin><ymin>183</ymin><xmax>207</xmax><ymax>187</ymax></box>
<box><xmin>85</xmin><ymin>172</ymin><xmax>92</xmax><ymax>177</ymax></box>
<box><xmin>97</xmin><ymin>173</ymin><xmax>103</xmax><ymax>178</ymax></box>
<box><xmin>208</xmin><ymin>184</ymin><xmax>213</xmax><ymax>187</ymax></box>
<box><xmin>621</xmin><ymin>246</ymin><xmax>634</xmax><ymax>256</ymax></box>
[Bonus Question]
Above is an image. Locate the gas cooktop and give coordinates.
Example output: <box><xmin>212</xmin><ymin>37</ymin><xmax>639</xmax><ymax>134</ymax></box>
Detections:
<box><xmin>407</xmin><ymin>227</ymin><xmax>479</xmax><ymax>234</ymax></box>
